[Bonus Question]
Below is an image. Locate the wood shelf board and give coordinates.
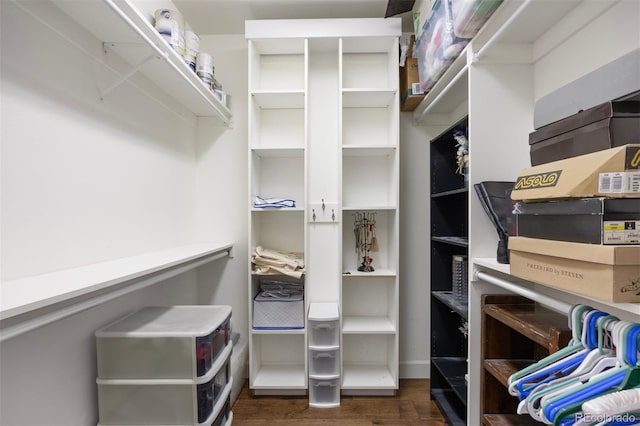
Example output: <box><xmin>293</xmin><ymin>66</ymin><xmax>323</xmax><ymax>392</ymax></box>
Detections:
<box><xmin>473</xmin><ymin>258</ymin><xmax>510</xmax><ymax>275</ymax></box>
<box><xmin>1</xmin><ymin>242</ymin><xmax>233</xmax><ymax>320</ymax></box>
<box><xmin>483</xmin><ymin>414</ymin><xmax>542</xmax><ymax>426</ymax></box>
<box><xmin>484</xmin><ymin>359</ymin><xmax>533</xmax><ymax>388</ymax></box>
<box><xmin>483</xmin><ymin>303</ymin><xmax>569</xmax><ymax>349</ymax></box>
<box><xmin>432</xmin><ymin>291</ymin><xmax>468</xmax><ymax>320</ymax></box>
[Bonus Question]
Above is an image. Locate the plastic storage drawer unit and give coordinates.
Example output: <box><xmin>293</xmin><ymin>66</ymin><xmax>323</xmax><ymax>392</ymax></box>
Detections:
<box><xmin>97</xmin><ymin>364</ymin><xmax>233</xmax><ymax>425</ymax></box>
<box><xmin>308</xmin><ymin>303</ymin><xmax>340</xmax><ymax>347</ymax></box>
<box><xmin>309</xmin><ymin>377</ymin><xmax>340</xmax><ymax>408</ymax></box>
<box><xmin>96</xmin><ymin>305</ymin><xmax>231</xmax><ymax>379</ymax></box>
<box><xmin>309</xmin><ymin>347</ymin><xmax>340</xmax><ymax>377</ymax></box>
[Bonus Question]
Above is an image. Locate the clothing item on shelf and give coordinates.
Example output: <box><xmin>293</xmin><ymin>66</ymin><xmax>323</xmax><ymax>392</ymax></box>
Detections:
<box><xmin>251</xmin><ymin>246</ymin><xmax>305</xmax><ymax>278</ymax></box>
<box><xmin>253</xmin><ymin>196</ymin><xmax>296</xmax><ymax>208</ymax></box>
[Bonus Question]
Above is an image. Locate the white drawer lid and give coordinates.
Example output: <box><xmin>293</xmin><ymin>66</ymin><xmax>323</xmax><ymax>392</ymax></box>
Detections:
<box><xmin>308</xmin><ymin>302</ymin><xmax>339</xmax><ymax>321</ymax></box>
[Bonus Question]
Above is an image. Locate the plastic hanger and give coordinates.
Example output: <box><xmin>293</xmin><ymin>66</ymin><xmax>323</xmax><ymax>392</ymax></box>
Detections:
<box><xmin>526</xmin><ymin>313</ymin><xmax>616</xmax><ymax>422</ymax></box>
<box><xmin>547</xmin><ymin>324</ymin><xmax>640</xmax><ymax>426</ymax></box>
<box><xmin>508</xmin><ymin>305</ymin><xmax>594</xmax><ymax>396</ymax></box>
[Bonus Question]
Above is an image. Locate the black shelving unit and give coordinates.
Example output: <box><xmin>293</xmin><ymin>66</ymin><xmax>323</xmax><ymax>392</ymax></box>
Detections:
<box><xmin>430</xmin><ymin>115</ymin><xmax>469</xmax><ymax>424</ymax></box>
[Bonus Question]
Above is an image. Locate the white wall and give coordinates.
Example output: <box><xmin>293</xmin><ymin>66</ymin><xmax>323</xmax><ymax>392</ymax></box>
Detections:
<box><xmin>534</xmin><ymin>0</ymin><xmax>640</xmax><ymax>100</ymax></box>
<box><xmin>194</xmin><ymin>34</ymin><xmax>250</xmax><ymax>338</ymax></box>
<box><xmin>0</xmin><ymin>2</ymin><xmax>204</xmax><ymax>423</ymax></box>
<box><xmin>398</xmin><ymin>112</ymin><xmax>431</xmax><ymax>378</ymax></box>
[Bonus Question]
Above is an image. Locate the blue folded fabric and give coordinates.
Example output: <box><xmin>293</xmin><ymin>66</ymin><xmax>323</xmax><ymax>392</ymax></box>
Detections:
<box><xmin>253</xmin><ymin>196</ymin><xmax>296</xmax><ymax>208</ymax></box>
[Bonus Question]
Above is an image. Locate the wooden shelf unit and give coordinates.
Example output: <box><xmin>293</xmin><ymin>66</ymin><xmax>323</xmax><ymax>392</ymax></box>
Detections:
<box><xmin>481</xmin><ymin>295</ymin><xmax>571</xmax><ymax>421</ymax></box>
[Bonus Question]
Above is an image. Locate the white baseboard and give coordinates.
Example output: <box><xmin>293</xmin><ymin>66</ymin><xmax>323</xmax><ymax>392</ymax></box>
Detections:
<box><xmin>400</xmin><ymin>360</ymin><xmax>430</xmax><ymax>378</ymax></box>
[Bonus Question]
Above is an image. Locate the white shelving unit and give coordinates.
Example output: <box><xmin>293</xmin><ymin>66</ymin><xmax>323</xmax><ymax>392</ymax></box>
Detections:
<box><xmin>411</xmin><ymin>0</ymin><xmax>639</xmax><ymax>423</ymax></box>
<box><xmin>1</xmin><ymin>243</ymin><xmax>233</xmax><ymax>335</ymax></box>
<box><xmin>48</xmin><ymin>0</ymin><xmax>232</xmax><ymax>123</ymax></box>
<box><xmin>247</xmin><ymin>30</ymin><xmax>308</xmax><ymax>395</ymax></box>
<box><xmin>247</xmin><ymin>18</ymin><xmax>400</xmax><ymax>396</ymax></box>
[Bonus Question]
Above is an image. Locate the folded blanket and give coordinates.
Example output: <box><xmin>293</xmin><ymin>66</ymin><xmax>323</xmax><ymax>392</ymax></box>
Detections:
<box><xmin>252</xmin><ymin>246</ymin><xmax>305</xmax><ymax>278</ymax></box>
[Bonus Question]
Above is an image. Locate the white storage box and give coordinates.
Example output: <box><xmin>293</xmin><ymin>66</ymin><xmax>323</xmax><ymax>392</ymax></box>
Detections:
<box><xmin>252</xmin><ymin>291</ymin><xmax>304</xmax><ymax>330</ymax></box>
<box><xmin>308</xmin><ymin>303</ymin><xmax>340</xmax><ymax>347</ymax></box>
<box><xmin>309</xmin><ymin>346</ymin><xmax>340</xmax><ymax>377</ymax></box>
<box><xmin>97</xmin><ymin>356</ymin><xmax>232</xmax><ymax>425</ymax></box>
<box><xmin>96</xmin><ymin>305</ymin><xmax>231</xmax><ymax>379</ymax></box>
<box><xmin>309</xmin><ymin>377</ymin><xmax>340</xmax><ymax>408</ymax></box>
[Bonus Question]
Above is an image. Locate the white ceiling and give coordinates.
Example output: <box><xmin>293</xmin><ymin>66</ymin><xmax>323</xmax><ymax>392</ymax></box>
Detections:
<box><xmin>172</xmin><ymin>0</ymin><xmax>414</xmax><ymax>35</ymax></box>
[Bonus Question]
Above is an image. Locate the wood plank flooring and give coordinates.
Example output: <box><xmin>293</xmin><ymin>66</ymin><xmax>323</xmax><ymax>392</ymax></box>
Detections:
<box><xmin>231</xmin><ymin>379</ymin><xmax>449</xmax><ymax>425</ymax></box>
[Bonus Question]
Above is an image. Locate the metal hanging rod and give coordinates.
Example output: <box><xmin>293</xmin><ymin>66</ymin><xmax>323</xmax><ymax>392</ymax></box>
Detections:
<box><xmin>475</xmin><ymin>270</ymin><xmax>572</xmax><ymax>314</ymax></box>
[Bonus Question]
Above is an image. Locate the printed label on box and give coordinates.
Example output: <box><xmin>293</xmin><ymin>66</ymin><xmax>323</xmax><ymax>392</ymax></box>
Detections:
<box><xmin>603</xmin><ymin>221</ymin><xmax>640</xmax><ymax>244</ymax></box>
<box><xmin>411</xmin><ymin>82</ymin><xmax>424</xmax><ymax>95</ymax></box>
<box><xmin>599</xmin><ymin>172</ymin><xmax>640</xmax><ymax>194</ymax></box>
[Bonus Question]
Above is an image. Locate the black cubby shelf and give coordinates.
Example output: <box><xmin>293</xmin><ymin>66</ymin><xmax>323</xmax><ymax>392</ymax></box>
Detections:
<box><xmin>432</xmin><ymin>357</ymin><xmax>468</xmax><ymax>405</ymax></box>
<box><xmin>431</xmin><ymin>236</ymin><xmax>469</xmax><ymax>247</ymax></box>
<box><xmin>431</xmin><ymin>187</ymin><xmax>468</xmax><ymax>198</ymax></box>
<box><xmin>432</xmin><ymin>291</ymin><xmax>468</xmax><ymax>320</ymax></box>
<box><xmin>430</xmin><ymin>115</ymin><xmax>469</xmax><ymax>426</ymax></box>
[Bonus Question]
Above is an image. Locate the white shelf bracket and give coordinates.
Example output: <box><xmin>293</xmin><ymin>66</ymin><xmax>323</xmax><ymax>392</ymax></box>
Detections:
<box><xmin>100</xmin><ymin>49</ymin><xmax>162</xmax><ymax>100</ymax></box>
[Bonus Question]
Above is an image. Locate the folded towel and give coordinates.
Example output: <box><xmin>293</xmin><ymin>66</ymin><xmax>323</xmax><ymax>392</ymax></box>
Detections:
<box><xmin>252</xmin><ymin>246</ymin><xmax>305</xmax><ymax>278</ymax></box>
<box><xmin>253</xmin><ymin>196</ymin><xmax>296</xmax><ymax>209</ymax></box>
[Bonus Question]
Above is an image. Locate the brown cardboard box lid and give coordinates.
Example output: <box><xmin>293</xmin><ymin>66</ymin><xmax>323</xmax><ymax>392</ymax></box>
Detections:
<box><xmin>509</xmin><ymin>236</ymin><xmax>640</xmax><ymax>266</ymax></box>
<box><xmin>511</xmin><ymin>144</ymin><xmax>640</xmax><ymax>201</ymax></box>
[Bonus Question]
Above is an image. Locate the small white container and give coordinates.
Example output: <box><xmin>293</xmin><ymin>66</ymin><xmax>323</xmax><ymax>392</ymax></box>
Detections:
<box><xmin>309</xmin><ymin>377</ymin><xmax>340</xmax><ymax>408</ymax></box>
<box><xmin>309</xmin><ymin>346</ymin><xmax>340</xmax><ymax>377</ymax></box>
<box><xmin>308</xmin><ymin>303</ymin><xmax>339</xmax><ymax>347</ymax></box>
<box><xmin>154</xmin><ymin>9</ymin><xmax>184</xmax><ymax>55</ymax></box>
<box><xmin>196</xmin><ymin>53</ymin><xmax>214</xmax><ymax>77</ymax></box>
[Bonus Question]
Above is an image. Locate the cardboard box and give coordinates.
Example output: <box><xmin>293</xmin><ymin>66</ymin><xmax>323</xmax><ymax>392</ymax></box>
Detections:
<box><xmin>514</xmin><ymin>198</ymin><xmax>640</xmax><ymax>244</ymax></box>
<box><xmin>529</xmin><ymin>100</ymin><xmax>640</xmax><ymax>166</ymax></box>
<box><xmin>400</xmin><ymin>35</ymin><xmax>425</xmax><ymax>112</ymax></box>
<box><xmin>509</xmin><ymin>237</ymin><xmax>640</xmax><ymax>303</ymax></box>
<box><xmin>511</xmin><ymin>144</ymin><xmax>640</xmax><ymax>201</ymax></box>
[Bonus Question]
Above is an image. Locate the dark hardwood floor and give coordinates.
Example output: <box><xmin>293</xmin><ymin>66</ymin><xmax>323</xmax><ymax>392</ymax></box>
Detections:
<box><xmin>231</xmin><ymin>379</ymin><xmax>449</xmax><ymax>425</ymax></box>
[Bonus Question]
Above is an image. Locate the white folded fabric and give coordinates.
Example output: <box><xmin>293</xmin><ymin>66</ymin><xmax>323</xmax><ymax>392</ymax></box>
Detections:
<box><xmin>252</xmin><ymin>246</ymin><xmax>305</xmax><ymax>278</ymax></box>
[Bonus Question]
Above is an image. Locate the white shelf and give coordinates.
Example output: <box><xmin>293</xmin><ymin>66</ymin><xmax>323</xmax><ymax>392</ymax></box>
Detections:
<box><xmin>472</xmin><ymin>257</ymin><xmax>640</xmax><ymax>318</ymax></box>
<box><xmin>473</xmin><ymin>257</ymin><xmax>510</xmax><ymax>275</ymax></box>
<box><xmin>342</xmin><ymin>146</ymin><xmax>396</xmax><ymax>157</ymax></box>
<box><xmin>251</xmin><ymin>147</ymin><xmax>305</xmax><ymax>158</ymax></box>
<box><xmin>341</xmin><ymin>364</ymin><xmax>395</xmax><ymax>389</ymax></box>
<box><xmin>342</xmin><ymin>89</ymin><xmax>396</xmax><ymax>108</ymax></box>
<box><xmin>342</xmin><ymin>269</ymin><xmax>396</xmax><ymax>277</ymax></box>
<box><xmin>251</xmin><ymin>207</ymin><xmax>304</xmax><ymax>212</ymax></box>
<box><xmin>251</xmin><ymin>328</ymin><xmax>306</xmax><ymax>335</ymax></box>
<box><xmin>342</xmin><ymin>316</ymin><xmax>396</xmax><ymax>334</ymax></box>
<box><xmin>0</xmin><ymin>243</ymin><xmax>233</xmax><ymax>320</ymax></box>
<box><xmin>252</xmin><ymin>364</ymin><xmax>306</xmax><ymax>389</ymax></box>
<box><xmin>52</xmin><ymin>0</ymin><xmax>232</xmax><ymax>123</ymax></box>
<box><xmin>412</xmin><ymin>0</ymin><xmax>616</xmax><ymax>123</ymax></box>
<box><xmin>251</xmin><ymin>90</ymin><xmax>305</xmax><ymax>109</ymax></box>
<box><xmin>342</xmin><ymin>205</ymin><xmax>396</xmax><ymax>211</ymax></box>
